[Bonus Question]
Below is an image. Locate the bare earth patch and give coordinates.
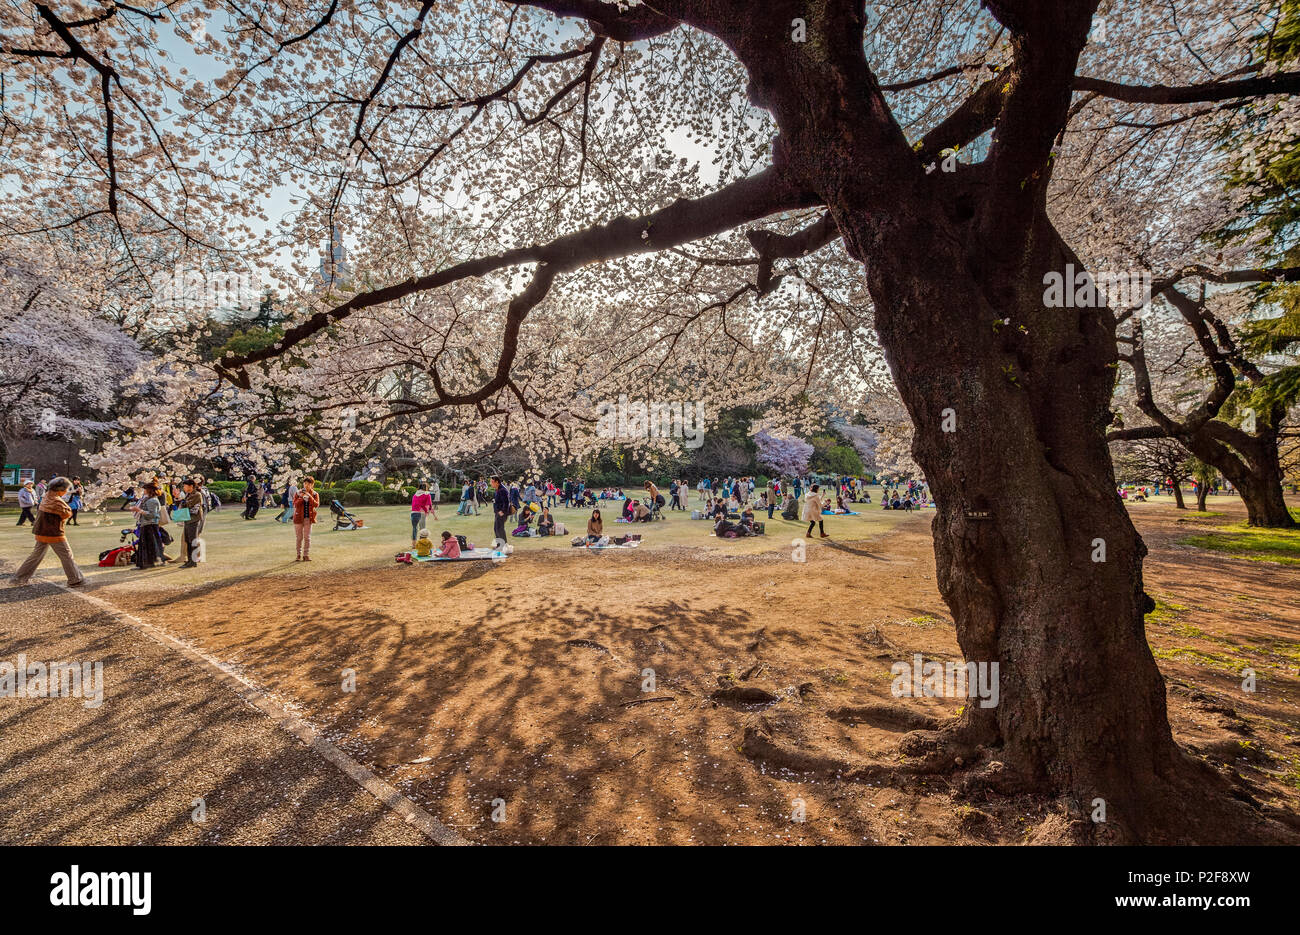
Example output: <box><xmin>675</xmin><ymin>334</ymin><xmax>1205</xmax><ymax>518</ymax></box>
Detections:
<box><xmin>92</xmin><ymin>499</ymin><xmax>1300</xmax><ymax>844</ymax></box>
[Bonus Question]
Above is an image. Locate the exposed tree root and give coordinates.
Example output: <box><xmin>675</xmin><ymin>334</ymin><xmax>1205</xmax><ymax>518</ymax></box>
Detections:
<box><xmin>564</xmin><ymin>638</ymin><xmax>616</xmax><ymax>658</ymax></box>
<box><xmin>713</xmin><ymin>685</ymin><xmax>779</xmax><ymax>706</ymax></box>
<box><xmin>736</xmin><ymin>707</ymin><xmax>1298</xmax><ymax>843</ymax></box>
<box><xmin>826</xmin><ymin>703</ymin><xmax>941</xmax><ymax>732</ymax></box>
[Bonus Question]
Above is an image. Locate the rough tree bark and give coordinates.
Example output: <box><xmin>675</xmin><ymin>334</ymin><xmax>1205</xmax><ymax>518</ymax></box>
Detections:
<box><xmin>698</xmin><ymin>0</ymin><xmax>1280</xmax><ymax>842</ymax></box>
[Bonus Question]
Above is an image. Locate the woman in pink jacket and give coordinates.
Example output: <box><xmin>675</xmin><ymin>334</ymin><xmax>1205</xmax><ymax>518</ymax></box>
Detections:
<box><xmin>410</xmin><ymin>482</ymin><xmax>433</xmax><ymax>548</ymax></box>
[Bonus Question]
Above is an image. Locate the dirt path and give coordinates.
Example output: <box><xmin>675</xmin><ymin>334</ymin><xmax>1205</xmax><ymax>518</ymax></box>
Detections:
<box><xmin>0</xmin><ymin>580</ymin><xmax>438</xmax><ymax>845</ymax></box>
<box><xmin>10</xmin><ymin>500</ymin><xmax>1298</xmax><ymax>845</ymax></box>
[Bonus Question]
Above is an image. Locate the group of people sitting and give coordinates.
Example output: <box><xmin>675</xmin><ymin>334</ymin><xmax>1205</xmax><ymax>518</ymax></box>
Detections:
<box><xmin>509</xmin><ymin>503</ymin><xmax>565</xmax><ymax>537</ymax></box>
<box><xmin>411</xmin><ymin>529</ymin><xmax>464</xmax><ymax>559</ymax></box>
<box><xmin>881</xmin><ymin>493</ymin><xmax>926</xmax><ymax>511</ymax></box>
<box><xmin>702</xmin><ymin>495</ymin><xmax>762</xmax><ymax>538</ymax></box>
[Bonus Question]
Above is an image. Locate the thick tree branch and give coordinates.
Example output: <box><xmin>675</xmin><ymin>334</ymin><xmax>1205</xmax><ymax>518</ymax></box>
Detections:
<box><xmin>217</xmin><ymin>166</ymin><xmax>818</xmax><ymax>383</ymax></box>
<box><xmin>1075</xmin><ymin>71</ymin><xmax>1300</xmax><ymax>104</ymax></box>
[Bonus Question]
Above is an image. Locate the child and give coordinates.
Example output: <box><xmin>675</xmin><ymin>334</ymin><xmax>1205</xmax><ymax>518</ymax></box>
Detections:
<box><xmin>434</xmin><ymin>530</ymin><xmax>461</xmax><ymax>558</ymax></box>
<box><xmin>414</xmin><ymin>529</ymin><xmax>435</xmax><ymax>557</ymax></box>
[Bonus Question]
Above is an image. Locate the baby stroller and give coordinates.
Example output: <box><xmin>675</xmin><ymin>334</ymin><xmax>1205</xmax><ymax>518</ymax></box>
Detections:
<box><xmin>98</xmin><ymin>526</ymin><xmax>138</xmax><ymax>566</ymax></box>
<box><xmin>330</xmin><ymin>499</ymin><xmax>364</xmax><ymax>530</ymax></box>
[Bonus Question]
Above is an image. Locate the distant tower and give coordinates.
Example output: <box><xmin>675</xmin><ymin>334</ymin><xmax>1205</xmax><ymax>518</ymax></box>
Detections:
<box><xmin>316</xmin><ymin>222</ymin><xmax>351</xmax><ymax>291</ymax></box>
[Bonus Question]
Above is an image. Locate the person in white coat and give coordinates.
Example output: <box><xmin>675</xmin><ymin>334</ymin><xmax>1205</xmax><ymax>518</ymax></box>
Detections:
<box><xmin>16</xmin><ymin>481</ymin><xmax>38</xmax><ymax>526</ymax></box>
<box><xmin>803</xmin><ymin>484</ymin><xmax>829</xmax><ymax>539</ymax></box>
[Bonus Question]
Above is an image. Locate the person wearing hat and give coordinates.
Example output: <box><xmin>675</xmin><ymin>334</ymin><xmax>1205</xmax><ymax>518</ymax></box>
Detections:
<box><xmin>178</xmin><ymin>477</ymin><xmax>206</xmax><ymax>568</ymax></box>
<box><xmin>10</xmin><ymin>477</ymin><xmax>85</xmax><ymax>587</ymax></box>
<box><xmin>16</xmin><ymin>480</ymin><xmax>37</xmax><ymax>526</ymax></box>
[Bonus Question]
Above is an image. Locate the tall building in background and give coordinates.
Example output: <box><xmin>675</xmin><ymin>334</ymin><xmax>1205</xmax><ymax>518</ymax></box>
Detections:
<box><xmin>316</xmin><ymin>222</ymin><xmax>351</xmax><ymax>292</ymax></box>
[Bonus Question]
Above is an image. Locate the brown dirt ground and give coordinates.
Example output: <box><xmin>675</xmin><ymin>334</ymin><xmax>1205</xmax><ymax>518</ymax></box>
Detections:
<box><xmin>97</xmin><ymin>499</ymin><xmax>1300</xmax><ymax>845</ymax></box>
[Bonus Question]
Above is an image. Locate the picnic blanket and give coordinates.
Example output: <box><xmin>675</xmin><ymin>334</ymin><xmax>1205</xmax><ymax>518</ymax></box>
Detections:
<box><xmin>410</xmin><ymin>548</ymin><xmax>508</xmax><ymax>562</ymax></box>
<box><xmin>575</xmin><ymin>540</ymin><xmax>641</xmax><ymax>550</ymax></box>
<box><xmin>823</xmin><ymin>509</ymin><xmax>859</xmax><ymax>515</ymax></box>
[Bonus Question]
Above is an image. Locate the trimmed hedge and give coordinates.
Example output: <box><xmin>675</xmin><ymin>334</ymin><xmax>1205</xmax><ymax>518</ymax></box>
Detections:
<box><xmin>382</xmin><ymin>489</ymin><xmax>404</xmax><ymax>505</ymax></box>
<box><xmin>363</xmin><ymin>490</ymin><xmax>386</xmax><ymax>505</ymax></box>
<box><xmin>342</xmin><ymin>490</ymin><xmax>362</xmax><ymax>506</ymax></box>
<box><xmin>346</xmin><ymin>480</ymin><xmax>383</xmax><ymax>493</ymax></box>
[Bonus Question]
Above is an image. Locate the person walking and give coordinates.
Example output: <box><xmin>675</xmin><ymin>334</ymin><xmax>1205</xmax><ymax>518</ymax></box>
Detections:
<box><xmin>16</xmin><ymin>480</ymin><xmax>37</xmax><ymax>526</ymax></box>
<box><xmin>277</xmin><ymin>477</ymin><xmax>298</xmax><ymax>523</ymax></box>
<box><xmin>428</xmin><ymin>478</ymin><xmax>441</xmax><ymax>521</ymax></box>
<box><xmin>410</xmin><ymin>482</ymin><xmax>433</xmax><ymax>548</ymax></box>
<box><xmin>178</xmin><ymin>477</ymin><xmax>206</xmax><ymax>568</ymax></box>
<box><xmin>67</xmin><ymin>481</ymin><xmax>83</xmax><ymax>525</ymax></box>
<box><xmin>293</xmin><ymin>476</ymin><xmax>320</xmax><ymax>561</ymax></box>
<box><xmin>804</xmin><ymin>483</ymin><xmax>829</xmax><ymax>539</ymax></box>
<box><xmin>242</xmin><ymin>475</ymin><xmax>260</xmax><ymax>520</ymax></box>
<box><xmin>9</xmin><ymin>477</ymin><xmax>85</xmax><ymax>588</ymax></box>
<box><xmin>491</xmin><ymin>476</ymin><xmax>510</xmax><ymax>545</ymax></box>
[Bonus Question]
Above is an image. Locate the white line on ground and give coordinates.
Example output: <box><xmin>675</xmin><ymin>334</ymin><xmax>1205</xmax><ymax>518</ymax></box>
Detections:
<box><xmin>36</xmin><ymin>581</ymin><xmax>470</xmax><ymax>846</ymax></box>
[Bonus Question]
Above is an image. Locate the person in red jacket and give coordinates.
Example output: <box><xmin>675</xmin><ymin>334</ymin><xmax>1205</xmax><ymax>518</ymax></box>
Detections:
<box><xmin>10</xmin><ymin>477</ymin><xmax>86</xmax><ymax>587</ymax></box>
<box><xmin>293</xmin><ymin>476</ymin><xmax>320</xmax><ymax>562</ymax></box>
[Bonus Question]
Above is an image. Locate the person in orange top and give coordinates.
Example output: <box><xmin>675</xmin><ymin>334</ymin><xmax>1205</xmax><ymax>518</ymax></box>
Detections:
<box><xmin>9</xmin><ymin>476</ymin><xmax>85</xmax><ymax>587</ymax></box>
<box><xmin>293</xmin><ymin>475</ymin><xmax>320</xmax><ymax>562</ymax></box>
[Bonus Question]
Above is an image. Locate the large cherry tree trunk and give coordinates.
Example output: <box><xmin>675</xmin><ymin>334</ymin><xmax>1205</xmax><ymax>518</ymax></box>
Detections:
<box><xmin>1185</xmin><ymin>423</ymin><xmax>1296</xmax><ymax>528</ymax></box>
<box><xmin>721</xmin><ymin>0</ymin><xmax>1275</xmax><ymax>842</ymax></box>
<box><xmin>683</xmin><ymin>0</ymin><xmax>1290</xmax><ymax>841</ymax></box>
<box><xmin>852</xmin><ymin>211</ymin><xmax>1195</xmax><ymax>841</ymax></box>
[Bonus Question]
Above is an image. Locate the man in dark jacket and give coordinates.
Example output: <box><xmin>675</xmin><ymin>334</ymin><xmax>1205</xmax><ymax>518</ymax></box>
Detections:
<box><xmin>179</xmin><ymin>477</ymin><xmax>206</xmax><ymax>568</ymax></box>
<box><xmin>242</xmin><ymin>475</ymin><xmax>260</xmax><ymax>520</ymax></box>
<box><xmin>491</xmin><ymin>476</ymin><xmax>510</xmax><ymax>545</ymax></box>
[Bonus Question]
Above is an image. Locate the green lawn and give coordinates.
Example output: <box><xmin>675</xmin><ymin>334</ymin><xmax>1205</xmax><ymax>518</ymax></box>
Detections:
<box><xmin>0</xmin><ymin>486</ymin><xmax>920</xmax><ymax>587</ymax></box>
<box><xmin>1178</xmin><ymin>524</ymin><xmax>1300</xmax><ymax>566</ymax></box>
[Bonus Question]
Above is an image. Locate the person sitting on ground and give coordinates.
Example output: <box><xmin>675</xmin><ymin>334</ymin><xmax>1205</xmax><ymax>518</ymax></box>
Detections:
<box><xmin>739</xmin><ymin>504</ymin><xmax>756</xmax><ymax>533</ymax></box>
<box><xmin>633</xmin><ymin>500</ymin><xmax>652</xmax><ymax>522</ymax></box>
<box><xmin>538</xmin><ymin>507</ymin><xmax>555</xmax><ymax>536</ymax></box>
<box><xmin>710</xmin><ymin>497</ymin><xmax>728</xmax><ymax>521</ymax></box>
<box><xmin>434</xmin><ymin>530</ymin><xmax>461</xmax><ymax>559</ymax></box>
<box><xmin>414</xmin><ymin>529</ymin><xmax>435</xmax><ymax>557</ymax></box>
<box><xmin>587</xmin><ymin>508</ymin><xmax>603</xmax><ymax>543</ymax></box>
<box><xmin>512</xmin><ymin>508</ymin><xmax>534</xmax><ymax>537</ymax></box>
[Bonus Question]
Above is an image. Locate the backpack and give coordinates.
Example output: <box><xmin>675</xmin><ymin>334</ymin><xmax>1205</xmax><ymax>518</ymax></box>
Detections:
<box><xmin>455</xmin><ymin>534</ymin><xmax>469</xmax><ymax>551</ymax></box>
